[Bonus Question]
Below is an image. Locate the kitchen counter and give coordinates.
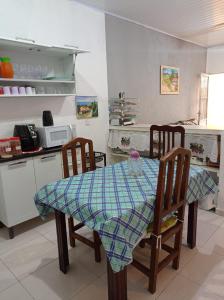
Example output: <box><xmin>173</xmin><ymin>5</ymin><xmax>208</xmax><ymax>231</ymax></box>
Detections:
<box><xmin>0</xmin><ymin>145</ymin><xmax>104</xmax><ymax>164</ymax></box>
<box><xmin>0</xmin><ymin>146</ymin><xmax>63</xmax><ymax>164</ymax></box>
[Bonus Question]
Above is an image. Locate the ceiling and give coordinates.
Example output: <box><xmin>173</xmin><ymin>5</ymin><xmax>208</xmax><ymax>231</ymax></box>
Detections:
<box><xmin>75</xmin><ymin>0</ymin><xmax>224</xmax><ymax>47</ymax></box>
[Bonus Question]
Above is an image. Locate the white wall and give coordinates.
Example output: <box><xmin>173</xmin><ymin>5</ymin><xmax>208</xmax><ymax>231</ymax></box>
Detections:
<box><xmin>207</xmin><ymin>45</ymin><xmax>224</xmax><ymax>74</ymax></box>
<box><xmin>0</xmin><ymin>0</ymin><xmax>108</xmax><ymax>152</ymax></box>
<box><xmin>106</xmin><ymin>15</ymin><xmax>207</xmax><ymax>124</ymax></box>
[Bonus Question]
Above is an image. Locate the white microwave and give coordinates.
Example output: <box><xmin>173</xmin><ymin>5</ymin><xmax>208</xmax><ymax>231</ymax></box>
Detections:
<box><xmin>37</xmin><ymin>125</ymin><xmax>73</xmax><ymax>148</ymax></box>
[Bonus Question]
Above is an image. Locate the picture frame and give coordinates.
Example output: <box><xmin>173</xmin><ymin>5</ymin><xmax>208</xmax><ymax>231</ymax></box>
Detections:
<box><xmin>75</xmin><ymin>96</ymin><xmax>98</xmax><ymax>119</ymax></box>
<box><xmin>160</xmin><ymin>65</ymin><xmax>180</xmax><ymax>95</ymax></box>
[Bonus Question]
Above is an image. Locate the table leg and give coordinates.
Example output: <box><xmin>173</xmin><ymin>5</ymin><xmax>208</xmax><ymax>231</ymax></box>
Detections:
<box><xmin>187</xmin><ymin>200</ymin><xmax>198</xmax><ymax>249</ymax></box>
<box><xmin>107</xmin><ymin>260</ymin><xmax>127</xmax><ymax>300</ymax></box>
<box><xmin>55</xmin><ymin>209</ymin><xmax>69</xmax><ymax>274</ymax></box>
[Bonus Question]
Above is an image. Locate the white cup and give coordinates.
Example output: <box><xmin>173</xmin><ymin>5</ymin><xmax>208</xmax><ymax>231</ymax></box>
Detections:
<box><xmin>11</xmin><ymin>86</ymin><xmax>19</xmax><ymax>95</ymax></box>
<box><xmin>25</xmin><ymin>86</ymin><xmax>33</xmax><ymax>95</ymax></box>
<box><xmin>19</xmin><ymin>86</ymin><xmax>26</xmax><ymax>95</ymax></box>
<box><xmin>3</xmin><ymin>86</ymin><xmax>11</xmax><ymax>95</ymax></box>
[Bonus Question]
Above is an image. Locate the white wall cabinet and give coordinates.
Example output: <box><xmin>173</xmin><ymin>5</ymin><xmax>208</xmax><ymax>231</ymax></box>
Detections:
<box><xmin>0</xmin><ymin>0</ymin><xmax>80</xmax><ymax>50</ymax></box>
<box><xmin>28</xmin><ymin>0</ymin><xmax>72</xmax><ymax>47</ymax></box>
<box><xmin>0</xmin><ymin>152</ymin><xmax>62</xmax><ymax>238</ymax></box>
<box><xmin>0</xmin><ymin>0</ymin><xmax>33</xmax><ymax>42</ymax></box>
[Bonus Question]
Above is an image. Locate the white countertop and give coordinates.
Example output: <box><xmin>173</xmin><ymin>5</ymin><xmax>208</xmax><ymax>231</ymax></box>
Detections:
<box><xmin>109</xmin><ymin>124</ymin><xmax>224</xmax><ymax>135</ymax></box>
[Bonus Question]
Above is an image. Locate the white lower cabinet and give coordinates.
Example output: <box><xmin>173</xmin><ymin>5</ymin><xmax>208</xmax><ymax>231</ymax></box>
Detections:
<box><xmin>33</xmin><ymin>153</ymin><xmax>62</xmax><ymax>191</ymax></box>
<box><xmin>0</xmin><ymin>152</ymin><xmax>63</xmax><ymax>237</ymax></box>
<box><xmin>0</xmin><ymin>158</ymin><xmax>37</xmax><ymax>228</ymax></box>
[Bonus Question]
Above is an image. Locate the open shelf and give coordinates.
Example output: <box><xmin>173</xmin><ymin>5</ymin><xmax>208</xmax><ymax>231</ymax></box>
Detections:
<box><xmin>0</xmin><ymin>94</ymin><xmax>75</xmax><ymax>98</ymax></box>
<box><xmin>0</xmin><ymin>37</ymin><xmax>89</xmax><ymax>99</ymax></box>
<box><xmin>111</xmin><ymin>152</ymin><xmax>129</xmax><ymax>158</ymax></box>
<box><xmin>0</xmin><ymin>78</ymin><xmax>75</xmax><ymax>84</ymax></box>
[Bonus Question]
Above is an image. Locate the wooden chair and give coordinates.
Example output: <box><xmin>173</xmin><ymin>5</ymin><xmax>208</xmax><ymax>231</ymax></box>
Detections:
<box><xmin>62</xmin><ymin>137</ymin><xmax>101</xmax><ymax>262</ymax></box>
<box><xmin>132</xmin><ymin>147</ymin><xmax>191</xmax><ymax>294</ymax></box>
<box><xmin>150</xmin><ymin>125</ymin><xmax>185</xmax><ymax>159</ymax></box>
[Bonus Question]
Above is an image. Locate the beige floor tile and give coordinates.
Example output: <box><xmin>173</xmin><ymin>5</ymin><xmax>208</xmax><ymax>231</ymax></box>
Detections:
<box><xmin>190</xmin><ymin>292</ymin><xmax>223</xmax><ymax>300</ymax></box>
<box><xmin>0</xmin><ymin>261</ymin><xmax>17</xmax><ymax>293</ymax></box>
<box><xmin>0</xmin><ymin>283</ymin><xmax>33</xmax><ymax>300</ymax></box>
<box><xmin>128</xmin><ymin>290</ymin><xmax>156</xmax><ymax>300</ymax></box>
<box><xmin>157</xmin><ymin>273</ymin><xmax>223</xmax><ymax>300</ymax></box>
<box><xmin>69</xmin><ymin>245</ymin><xmax>107</xmax><ymax>278</ymax></box>
<box><xmin>127</xmin><ymin>263</ymin><xmax>177</xmax><ymax>297</ymax></box>
<box><xmin>21</xmin><ymin>259</ymin><xmax>97</xmax><ymax>300</ymax></box>
<box><xmin>197</xmin><ymin>209</ymin><xmax>224</xmax><ymax>227</ymax></box>
<box><xmin>166</xmin><ymin>239</ymin><xmax>198</xmax><ymax>269</ymax></box>
<box><xmin>202</xmin><ymin>226</ymin><xmax>224</xmax><ymax>256</ymax></box>
<box><xmin>157</xmin><ymin>274</ymin><xmax>199</xmax><ymax>300</ymax></box>
<box><xmin>40</xmin><ymin>227</ymin><xmax>58</xmax><ymax>244</ymax></box>
<box><xmin>182</xmin><ymin>220</ymin><xmax>219</xmax><ymax>248</ymax></box>
<box><xmin>1</xmin><ymin>235</ymin><xmax>58</xmax><ymax>280</ymax></box>
<box><xmin>0</xmin><ymin>228</ymin><xmax>42</xmax><ymax>256</ymax></box>
<box><xmin>34</xmin><ymin>219</ymin><xmax>56</xmax><ymax>235</ymax></box>
<box><xmin>38</xmin><ymin>218</ymin><xmax>80</xmax><ymax>246</ymax></box>
<box><xmin>200</xmin><ymin>282</ymin><xmax>224</xmax><ymax>299</ymax></box>
<box><xmin>41</xmin><ymin>225</ymin><xmax>72</xmax><ymax>249</ymax></box>
<box><xmin>181</xmin><ymin>251</ymin><xmax>224</xmax><ymax>287</ymax></box>
<box><xmin>73</xmin><ymin>267</ymin><xmax>157</xmax><ymax>300</ymax></box>
<box><xmin>72</xmin><ymin>275</ymin><xmax>107</xmax><ymax>300</ymax></box>
<box><xmin>0</xmin><ymin>209</ymin><xmax>222</xmax><ymax>300</ymax></box>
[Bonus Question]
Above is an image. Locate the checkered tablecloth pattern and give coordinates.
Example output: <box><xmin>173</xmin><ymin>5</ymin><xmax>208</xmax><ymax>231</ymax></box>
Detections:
<box><xmin>34</xmin><ymin>159</ymin><xmax>217</xmax><ymax>272</ymax></box>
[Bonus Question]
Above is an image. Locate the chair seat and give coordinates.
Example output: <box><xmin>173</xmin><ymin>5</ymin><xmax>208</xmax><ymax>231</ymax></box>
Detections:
<box><xmin>145</xmin><ymin>216</ymin><xmax>177</xmax><ymax>238</ymax></box>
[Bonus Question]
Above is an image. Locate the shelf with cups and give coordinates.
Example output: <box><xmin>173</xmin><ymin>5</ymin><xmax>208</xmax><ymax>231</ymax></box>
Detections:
<box><xmin>0</xmin><ymin>77</ymin><xmax>75</xmax><ymax>97</ymax></box>
<box><xmin>0</xmin><ymin>83</ymin><xmax>75</xmax><ymax>97</ymax></box>
<box><xmin>0</xmin><ymin>37</ymin><xmax>90</xmax><ymax>99</ymax></box>
<box><xmin>0</xmin><ymin>94</ymin><xmax>76</xmax><ymax>98</ymax></box>
<box><xmin>0</xmin><ymin>78</ymin><xmax>75</xmax><ymax>84</ymax></box>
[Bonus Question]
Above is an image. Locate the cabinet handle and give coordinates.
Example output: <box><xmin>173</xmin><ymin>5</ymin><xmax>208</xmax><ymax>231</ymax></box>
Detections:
<box><xmin>15</xmin><ymin>36</ymin><xmax>35</xmax><ymax>44</ymax></box>
<box><xmin>64</xmin><ymin>44</ymin><xmax>79</xmax><ymax>49</ymax></box>
<box><xmin>41</xmin><ymin>155</ymin><xmax>56</xmax><ymax>161</ymax></box>
<box><xmin>8</xmin><ymin>161</ymin><xmax>27</xmax><ymax>167</ymax></box>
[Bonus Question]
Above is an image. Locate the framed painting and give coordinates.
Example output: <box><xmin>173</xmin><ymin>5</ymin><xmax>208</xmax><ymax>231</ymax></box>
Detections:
<box><xmin>75</xmin><ymin>96</ymin><xmax>98</xmax><ymax>119</ymax></box>
<box><xmin>160</xmin><ymin>65</ymin><xmax>180</xmax><ymax>95</ymax></box>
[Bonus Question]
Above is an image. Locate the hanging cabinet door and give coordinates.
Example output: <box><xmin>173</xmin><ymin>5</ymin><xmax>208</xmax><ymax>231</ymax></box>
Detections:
<box><xmin>0</xmin><ymin>0</ymin><xmax>33</xmax><ymax>42</ymax></box>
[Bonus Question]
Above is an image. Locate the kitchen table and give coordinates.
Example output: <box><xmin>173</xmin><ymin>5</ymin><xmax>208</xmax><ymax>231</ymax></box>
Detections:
<box><xmin>34</xmin><ymin>158</ymin><xmax>217</xmax><ymax>300</ymax></box>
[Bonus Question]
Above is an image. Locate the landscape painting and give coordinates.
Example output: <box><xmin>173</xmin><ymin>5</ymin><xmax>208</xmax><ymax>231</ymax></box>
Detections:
<box><xmin>75</xmin><ymin>96</ymin><xmax>98</xmax><ymax>119</ymax></box>
<box><xmin>161</xmin><ymin>65</ymin><xmax>180</xmax><ymax>94</ymax></box>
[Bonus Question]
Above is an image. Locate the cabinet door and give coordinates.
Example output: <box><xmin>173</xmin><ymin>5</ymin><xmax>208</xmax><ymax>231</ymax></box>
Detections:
<box><xmin>0</xmin><ymin>0</ymin><xmax>33</xmax><ymax>41</ymax></box>
<box><xmin>33</xmin><ymin>153</ymin><xmax>62</xmax><ymax>191</ymax></box>
<box><xmin>28</xmin><ymin>0</ymin><xmax>71</xmax><ymax>46</ymax></box>
<box><xmin>0</xmin><ymin>158</ymin><xmax>38</xmax><ymax>227</ymax></box>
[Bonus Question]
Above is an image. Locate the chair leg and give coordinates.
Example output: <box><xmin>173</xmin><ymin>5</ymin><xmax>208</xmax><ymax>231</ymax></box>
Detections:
<box><xmin>149</xmin><ymin>237</ymin><xmax>160</xmax><ymax>294</ymax></box>
<box><xmin>68</xmin><ymin>217</ymin><xmax>76</xmax><ymax>248</ymax></box>
<box><xmin>93</xmin><ymin>230</ymin><xmax>101</xmax><ymax>263</ymax></box>
<box><xmin>172</xmin><ymin>227</ymin><xmax>183</xmax><ymax>270</ymax></box>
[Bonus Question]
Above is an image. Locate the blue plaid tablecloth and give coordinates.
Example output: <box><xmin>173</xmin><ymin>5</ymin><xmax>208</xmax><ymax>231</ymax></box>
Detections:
<box><xmin>34</xmin><ymin>159</ymin><xmax>217</xmax><ymax>272</ymax></box>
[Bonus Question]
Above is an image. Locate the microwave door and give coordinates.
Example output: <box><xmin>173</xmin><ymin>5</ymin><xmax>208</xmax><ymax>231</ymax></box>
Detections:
<box><xmin>48</xmin><ymin>129</ymin><xmax>70</xmax><ymax>147</ymax></box>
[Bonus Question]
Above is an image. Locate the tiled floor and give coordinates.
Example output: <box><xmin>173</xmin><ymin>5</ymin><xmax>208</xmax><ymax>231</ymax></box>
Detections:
<box><xmin>0</xmin><ymin>209</ymin><xmax>224</xmax><ymax>299</ymax></box>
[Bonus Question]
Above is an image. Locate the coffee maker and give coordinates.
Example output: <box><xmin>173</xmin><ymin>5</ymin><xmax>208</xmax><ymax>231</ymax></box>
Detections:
<box><xmin>14</xmin><ymin>124</ymin><xmax>40</xmax><ymax>152</ymax></box>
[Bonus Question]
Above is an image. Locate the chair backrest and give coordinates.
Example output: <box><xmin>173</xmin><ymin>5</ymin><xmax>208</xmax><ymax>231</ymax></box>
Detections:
<box><xmin>62</xmin><ymin>137</ymin><xmax>95</xmax><ymax>178</ymax></box>
<box><xmin>150</xmin><ymin>125</ymin><xmax>185</xmax><ymax>159</ymax></box>
<box><xmin>153</xmin><ymin>147</ymin><xmax>191</xmax><ymax>235</ymax></box>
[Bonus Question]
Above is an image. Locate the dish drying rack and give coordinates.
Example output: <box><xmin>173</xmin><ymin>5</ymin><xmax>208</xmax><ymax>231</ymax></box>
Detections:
<box><xmin>109</xmin><ymin>92</ymin><xmax>137</xmax><ymax>126</ymax></box>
